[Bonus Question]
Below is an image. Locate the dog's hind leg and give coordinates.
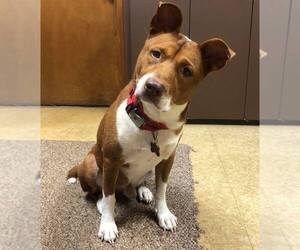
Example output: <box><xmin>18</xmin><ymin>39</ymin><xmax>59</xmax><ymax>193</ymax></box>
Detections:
<box><xmin>80</xmin><ymin>153</ymin><xmax>101</xmax><ymax>195</ymax></box>
<box><xmin>67</xmin><ymin>151</ymin><xmax>101</xmax><ymax>198</ymax></box>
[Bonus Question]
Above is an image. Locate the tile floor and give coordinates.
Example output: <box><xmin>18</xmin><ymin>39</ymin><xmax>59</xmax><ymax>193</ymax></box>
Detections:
<box><xmin>1</xmin><ymin>106</ymin><xmax>299</xmax><ymax>249</ymax></box>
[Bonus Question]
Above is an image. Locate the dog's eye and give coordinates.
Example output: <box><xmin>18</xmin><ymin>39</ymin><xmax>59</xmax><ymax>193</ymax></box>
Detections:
<box><xmin>150</xmin><ymin>49</ymin><xmax>161</xmax><ymax>59</ymax></box>
<box><xmin>179</xmin><ymin>66</ymin><xmax>193</xmax><ymax>77</ymax></box>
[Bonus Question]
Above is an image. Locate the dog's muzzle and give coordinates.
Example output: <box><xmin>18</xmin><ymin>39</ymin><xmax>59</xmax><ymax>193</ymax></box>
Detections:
<box><xmin>141</xmin><ymin>77</ymin><xmax>166</xmax><ymax>105</ymax></box>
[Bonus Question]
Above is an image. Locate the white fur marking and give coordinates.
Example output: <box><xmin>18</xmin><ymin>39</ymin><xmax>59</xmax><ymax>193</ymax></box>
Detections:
<box><xmin>137</xmin><ymin>186</ymin><xmax>153</xmax><ymax>203</ymax></box>
<box><xmin>67</xmin><ymin>177</ymin><xmax>77</xmax><ymax>184</ymax></box>
<box><xmin>142</xmin><ymin>100</ymin><xmax>187</xmax><ymax>130</ymax></box>
<box><xmin>135</xmin><ymin>72</ymin><xmax>154</xmax><ymax>97</ymax></box>
<box><xmin>116</xmin><ymin>100</ymin><xmax>183</xmax><ymax>186</ymax></box>
<box><xmin>155</xmin><ymin>178</ymin><xmax>177</xmax><ymax>231</ymax></box>
<box><xmin>135</xmin><ymin>72</ymin><xmax>172</xmax><ymax>111</ymax></box>
<box><xmin>159</xmin><ymin>95</ymin><xmax>172</xmax><ymax>112</ymax></box>
<box><xmin>134</xmin><ymin>72</ymin><xmax>189</xmax><ymax>129</ymax></box>
<box><xmin>97</xmin><ymin>195</ymin><xmax>118</xmax><ymax>243</ymax></box>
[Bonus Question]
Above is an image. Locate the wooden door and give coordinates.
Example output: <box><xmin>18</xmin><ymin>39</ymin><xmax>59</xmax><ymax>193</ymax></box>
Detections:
<box><xmin>41</xmin><ymin>0</ymin><xmax>125</xmax><ymax>105</ymax></box>
<box><xmin>188</xmin><ymin>0</ymin><xmax>253</xmax><ymax>120</ymax></box>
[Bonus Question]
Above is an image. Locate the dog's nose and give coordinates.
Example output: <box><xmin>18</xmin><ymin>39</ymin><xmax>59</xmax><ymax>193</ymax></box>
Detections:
<box><xmin>144</xmin><ymin>78</ymin><xmax>165</xmax><ymax>96</ymax></box>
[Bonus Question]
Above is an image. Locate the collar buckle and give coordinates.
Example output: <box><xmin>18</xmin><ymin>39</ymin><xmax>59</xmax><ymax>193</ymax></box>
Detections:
<box><xmin>128</xmin><ymin>107</ymin><xmax>145</xmax><ymax>128</ymax></box>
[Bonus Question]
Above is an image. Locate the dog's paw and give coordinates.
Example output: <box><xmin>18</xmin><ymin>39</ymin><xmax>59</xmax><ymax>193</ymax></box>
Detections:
<box><xmin>67</xmin><ymin>177</ymin><xmax>77</xmax><ymax>184</ymax></box>
<box><xmin>98</xmin><ymin>221</ymin><xmax>118</xmax><ymax>243</ymax></box>
<box><xmin>157</xmin><ymin>209</ymin><xmax>177</xmax><ymax>232</ymax></box>
<box><xmin>137</xmin><ymin>186</ymin><xmax>153</xmax><ymax>203</ymax></box>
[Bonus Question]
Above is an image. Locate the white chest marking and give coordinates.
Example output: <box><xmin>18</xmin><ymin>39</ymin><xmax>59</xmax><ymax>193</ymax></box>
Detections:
<box><xmin>116</xmin><ymin>100</ymin><xmax>184</xmax><ymax>186</ymax></box>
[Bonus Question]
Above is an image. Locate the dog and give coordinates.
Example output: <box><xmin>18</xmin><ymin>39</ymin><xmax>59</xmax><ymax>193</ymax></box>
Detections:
<box><xmin>67</xmin><ymin>2</ymin><xmax>235</xmax><ymax>243</ymax></box>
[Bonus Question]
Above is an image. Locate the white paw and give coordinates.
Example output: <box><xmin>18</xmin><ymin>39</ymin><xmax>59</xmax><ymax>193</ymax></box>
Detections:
<box><xmin>98</xmin><ymin>221</ymin><xmax>118</xmax><ymax>243</ymax></box>
<box><xmin>157</xmin><ymin>209</ymin><xmax>177</xmax><ymax>232</ymax></box>
<box><xmin>137</xmin><ymin>186</ymin><xmax>153</xmax><ymax>203</ymax></box>
<box><xmin>67</xmin><ymin>177</ymin><xmax>77</xmax><ymax>184</ymax></box>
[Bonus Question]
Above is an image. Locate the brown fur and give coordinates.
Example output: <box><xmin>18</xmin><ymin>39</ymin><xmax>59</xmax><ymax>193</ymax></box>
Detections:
<box><xmin>179</xmin><ymin>103</ymin><xmax>190</xmax><ymax>121</ymax></box>
<box><xmin>67</xmin><ymin>150</ymin><xmax>100</xmax><ymax>199</ymax></box>
<box><xmin>155</xmin><ymin>152</ymin><xmax>175</xmax><ymax>184</ymax></box>
<box><xmin>68</xmin><ymin>82</ymin><xmax>135</xmax><ymax>197</ymax></box>
<box><xmin>200</xmin><ymin>38</ymin><xmax>233</xmax><ymax>76</ymax></box>
<box><xmin>173</xmin><ymin>126</ymin><xmax>183</xmax><ymax>135</ymax></box>
<box><xmin>150</xmin><ymin>3</ymin><xmax>182</xmax><ymax>36</ymax></box>
<box><xmin>134</xmin><ymin>33</ymin><xmax>203</xmax><ymax>106</ymax></box>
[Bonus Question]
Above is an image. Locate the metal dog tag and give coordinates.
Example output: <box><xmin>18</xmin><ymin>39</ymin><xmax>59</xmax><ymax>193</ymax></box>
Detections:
<box><xmin>151</xmin><ymin>131</ymin><xmax>160</xmax><ymax>157</ymax></box>
<box><xmin>150</xmin><ymin>142</ymin><xmax>160</xmax><ymax>157</ymax></box>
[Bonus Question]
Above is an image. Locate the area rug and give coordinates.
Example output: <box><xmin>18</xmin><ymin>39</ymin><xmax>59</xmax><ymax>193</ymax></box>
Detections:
<box><xmin>41</xmin><ymin>140</ymin><xmax>200</xmax><ymax>250</ymax></box>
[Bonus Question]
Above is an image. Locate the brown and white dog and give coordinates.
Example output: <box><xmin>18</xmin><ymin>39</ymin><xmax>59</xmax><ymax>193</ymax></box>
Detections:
<box><xmin>67</xmin><ymin>3</ymin><xmax>234</xmax><ymax>243</ymax></box>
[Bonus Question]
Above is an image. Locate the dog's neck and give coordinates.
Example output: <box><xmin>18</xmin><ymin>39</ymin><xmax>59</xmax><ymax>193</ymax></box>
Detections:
<box><xmin>141</xmin><ymin>100</ymin><xmax>187</xmax><ymax>131</ymax></box>
<box><xmin>126</xmin><ymin>85</ymin><xmax>187</xmax><ymax>131</ymax></box>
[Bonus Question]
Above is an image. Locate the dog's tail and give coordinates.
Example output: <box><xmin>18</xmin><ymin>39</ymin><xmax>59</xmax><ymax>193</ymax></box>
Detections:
<box><xmin>67</xmin><ymin>165</ymin><xmax>79</xmax><ymax>183</ymax></box>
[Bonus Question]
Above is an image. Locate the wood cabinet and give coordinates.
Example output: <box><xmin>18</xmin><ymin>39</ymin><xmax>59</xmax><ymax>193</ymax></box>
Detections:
<box><xmin>188</xmin><ymin>0</ymin><xmax>253</xmax><ymax>120</ymax></box>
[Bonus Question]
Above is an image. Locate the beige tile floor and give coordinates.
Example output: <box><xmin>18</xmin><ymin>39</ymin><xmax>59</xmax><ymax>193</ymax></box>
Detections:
<box><xmin>2</xmin><ymin>106</ymin><xmax>297</xmax><ymax>250</ymax></box>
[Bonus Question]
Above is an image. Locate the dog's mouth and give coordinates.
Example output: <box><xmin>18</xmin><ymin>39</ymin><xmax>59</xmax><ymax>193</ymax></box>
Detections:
<box><xmin>137</xmin><ymin>91</ymin><xmax>172</xmax><ymax>112</ymax></box>
<box><xmin>137</xmin><ymin>90</ymin><xmax>161</xmax><ymax>109</ymax></box>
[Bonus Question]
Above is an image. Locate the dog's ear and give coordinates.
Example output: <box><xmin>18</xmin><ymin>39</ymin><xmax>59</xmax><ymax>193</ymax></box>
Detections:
<box><xmin>199</xmin><ymin>38</ymin><xmax>235</xmax><ymax>76</ymax></box>
<box><xmin>149</xmin><ymin>2</ymin><xmax>182</xmax><ymax>36</ymax></box>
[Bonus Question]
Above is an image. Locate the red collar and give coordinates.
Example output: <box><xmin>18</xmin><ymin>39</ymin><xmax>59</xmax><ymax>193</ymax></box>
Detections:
<box><xmin>125</xmin><ymin>86</ymin><xmax>168</xmax><ymax>132</ymax></box>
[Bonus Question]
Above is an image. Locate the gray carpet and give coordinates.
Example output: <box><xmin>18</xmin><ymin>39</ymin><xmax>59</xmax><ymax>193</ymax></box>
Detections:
<box><xmin>0</xmin><ymin>140</ymin><xmax>40</xmax><ymax>250</ymax></box>
<box><xmin>41</xmin><ymin>140</ymin><xmax>200</xmax><ymax>250</ymax></box>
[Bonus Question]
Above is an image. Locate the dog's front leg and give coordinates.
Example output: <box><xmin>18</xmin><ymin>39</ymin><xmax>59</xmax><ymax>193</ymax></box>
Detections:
<box><xmin>155</xmin><ymin>152</ymin><xmax>177</xmax><ymax>231</ymax></box>
<box><xmin>97</xmin><ymin>156</ymin><xmax>119</xmax><ymax>243</ymax></box>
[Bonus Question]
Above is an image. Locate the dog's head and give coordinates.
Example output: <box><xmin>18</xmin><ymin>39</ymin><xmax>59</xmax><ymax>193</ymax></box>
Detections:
<box><xmin>134</xmin><ymin>3</ymin><xmax>235</xmax><ymax>112</ymax></box>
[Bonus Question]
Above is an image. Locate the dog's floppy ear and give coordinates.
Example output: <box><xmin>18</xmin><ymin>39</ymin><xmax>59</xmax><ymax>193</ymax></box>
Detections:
<box><xmin>149</xmin><ymin>2</ymin><xmax>182</xmax><ymax>36</ymax></box>
<box><xmin>199</xmin><ymin>38</ymin><xmax>235</xmax><ymax>76</ymax></box>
